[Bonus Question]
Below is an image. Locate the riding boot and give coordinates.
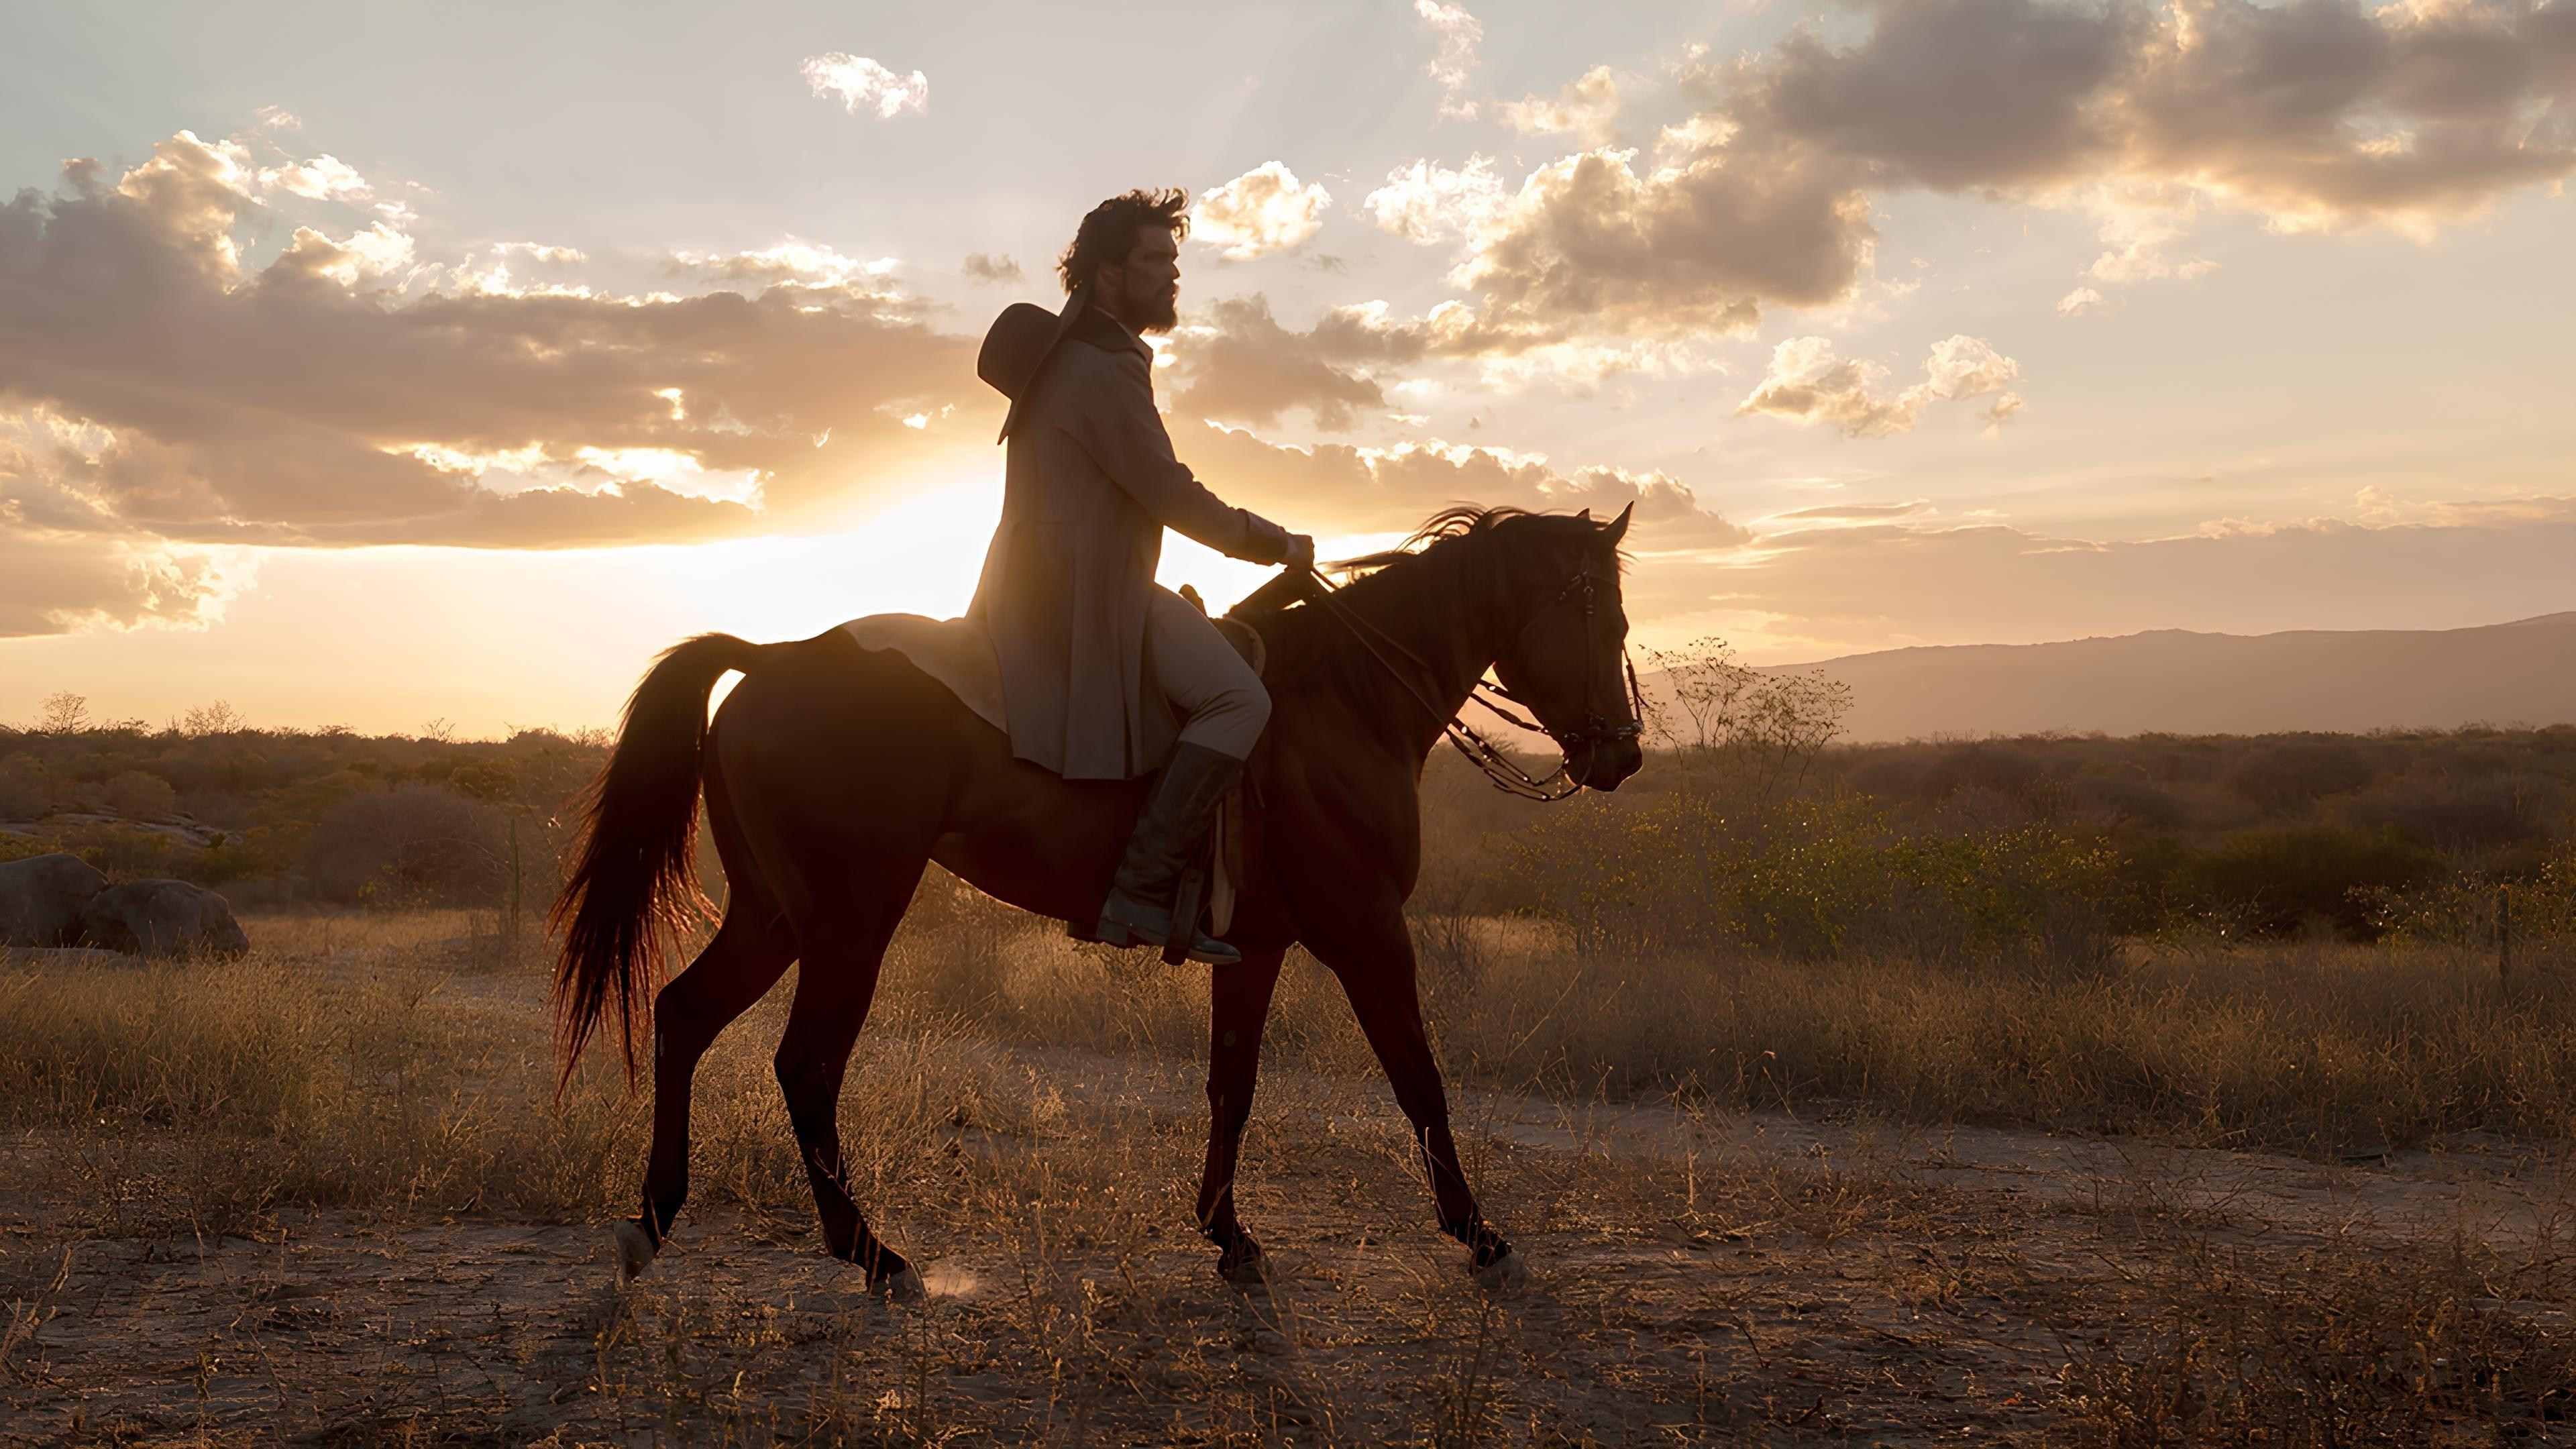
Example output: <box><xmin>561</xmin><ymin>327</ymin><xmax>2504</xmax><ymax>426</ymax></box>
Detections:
<box><xmin>1095</xmin><ymin>742</ymin><xmax>1245</xmax><ymax>966</ymax></box>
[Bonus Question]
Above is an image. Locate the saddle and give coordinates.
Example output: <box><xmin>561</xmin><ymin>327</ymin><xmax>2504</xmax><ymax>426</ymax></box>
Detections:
<box><xmin>837</xmin><ymin>598</ymin><xmax>1263</xmax><ymax>960</ymax></box>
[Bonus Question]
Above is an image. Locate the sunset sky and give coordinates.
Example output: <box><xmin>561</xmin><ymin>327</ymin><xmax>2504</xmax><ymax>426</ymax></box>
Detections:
<box><xmin>4</xmin><ymin>0</ymin><xmax>2573</xmax><ymax>736</ymax></box>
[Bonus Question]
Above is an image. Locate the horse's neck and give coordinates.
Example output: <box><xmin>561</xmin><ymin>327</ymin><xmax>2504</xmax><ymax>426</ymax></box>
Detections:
<box><xmin>1339</xmin><ymin>541</ymin><xmax>1514</xmax><ymax>741</ymax></box>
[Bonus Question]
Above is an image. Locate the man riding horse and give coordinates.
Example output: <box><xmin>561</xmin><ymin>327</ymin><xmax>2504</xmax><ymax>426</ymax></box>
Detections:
<box><xmin>970</xmin><ymin>189</ymin><xmax>1315</xmax><ymax>966</ymax></box>
<box><xmin>552</xmin><ymin>189</ymin><xmax>1646</xmax><ymax>1294</ymax></box>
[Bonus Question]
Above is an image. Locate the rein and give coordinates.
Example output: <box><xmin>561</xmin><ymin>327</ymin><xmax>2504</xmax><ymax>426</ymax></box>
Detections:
<box><xmin>1289</xmin><ymin>561</ymin><xmax>1644</xmax><ymax>802</ymax></box>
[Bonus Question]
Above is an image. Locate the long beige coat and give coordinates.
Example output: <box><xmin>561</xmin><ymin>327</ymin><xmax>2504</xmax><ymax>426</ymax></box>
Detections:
<box><xmin>968</xmin><ymin>307</ymin><xmax>1292</xmax><ymax>780</ymax></box>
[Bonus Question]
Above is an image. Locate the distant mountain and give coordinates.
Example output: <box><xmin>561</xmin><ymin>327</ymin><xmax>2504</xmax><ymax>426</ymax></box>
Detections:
<box><xmin>1762</xmin><ymin>612</ymin><xmax>2576</xmax><ymax>742</ymax></box>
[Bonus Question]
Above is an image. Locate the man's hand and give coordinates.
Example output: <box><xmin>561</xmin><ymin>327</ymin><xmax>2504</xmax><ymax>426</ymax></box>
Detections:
<box><xmin>1283</xmin><ymin>533</ymin><xmax>1317</xmax><ymax>572</ymax></box>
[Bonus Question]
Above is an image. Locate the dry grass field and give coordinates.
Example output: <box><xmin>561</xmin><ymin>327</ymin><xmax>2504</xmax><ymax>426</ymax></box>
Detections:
<box><xmin>4</xmin><ymin>894</ymin><xmax>2575</xmax><ymax>1444</ymax></box>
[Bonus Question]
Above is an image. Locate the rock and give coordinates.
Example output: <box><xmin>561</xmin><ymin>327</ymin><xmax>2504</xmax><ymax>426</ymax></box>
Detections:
<box><xmin>0</xmin><ymin>853</ymin><xmax>109</xmax><ymax>947</ymax></box>
<box><xmin>79</xmin><ymin>879</ymin><xmax>250</xmax><ymax>959</ymax></box>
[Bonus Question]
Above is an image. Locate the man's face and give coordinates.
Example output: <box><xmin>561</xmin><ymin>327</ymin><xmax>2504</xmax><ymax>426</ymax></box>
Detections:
<box><xmin>1102</xmin><ymin>224</ymin><xmax>1181</xmax><ymax>333</ymax></box>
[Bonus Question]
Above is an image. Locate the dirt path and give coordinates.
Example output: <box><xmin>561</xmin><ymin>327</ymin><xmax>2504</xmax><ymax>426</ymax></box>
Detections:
<box><xmin>9</xmin><ymin>1025</ymin><xmax>2567</xmax><ymax>1445</ymax></box>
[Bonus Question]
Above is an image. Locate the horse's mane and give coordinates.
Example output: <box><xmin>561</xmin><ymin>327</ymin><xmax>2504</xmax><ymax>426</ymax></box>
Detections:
<box><xmin>1329</xmin><ymin>504</ymin><xmax>1542</xmax><ymax>578</ymax></box>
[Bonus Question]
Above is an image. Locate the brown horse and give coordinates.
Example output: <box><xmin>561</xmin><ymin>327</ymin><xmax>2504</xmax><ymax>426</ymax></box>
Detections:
<box><xmin>551</xmin><ymin>504</ymin><xmax>1644</xmax><ymax>1293</ymax></box>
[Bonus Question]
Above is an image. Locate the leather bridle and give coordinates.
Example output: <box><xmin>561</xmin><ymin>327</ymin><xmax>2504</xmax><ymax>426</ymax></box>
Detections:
<box><xmin>1297</xmin><ymin>559</ymin><xmax>1644</xmax><ymax>801</ymax></box>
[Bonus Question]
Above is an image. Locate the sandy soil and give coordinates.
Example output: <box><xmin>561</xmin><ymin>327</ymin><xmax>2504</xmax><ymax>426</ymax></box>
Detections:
<box><xmin>5</xmin><ymin>1026</ymin><xmax>2571</xmax><ymax>1446</ymax></box>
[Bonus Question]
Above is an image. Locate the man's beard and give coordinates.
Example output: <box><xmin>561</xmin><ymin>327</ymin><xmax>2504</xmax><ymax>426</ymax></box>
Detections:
<box><xmin>1131</xmin><ymin>286</ymin><xmax>1180</xmax><ymax>334</ymax></box>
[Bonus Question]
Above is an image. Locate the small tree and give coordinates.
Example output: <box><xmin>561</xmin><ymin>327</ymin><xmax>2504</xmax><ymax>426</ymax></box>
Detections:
<box><xmin>181</xmin><ymin>700</ymin><xmax>245</xmax><ymax>736</ymax></box>
<box><xmin>1642</xmin><ymin>636</ymin><xmax>1851</xmax><ymax>804</ymax></box>
<box><xmin>38</xmin><ymin>691</ymin><xmax>91</xmax><ymax>735</ymax></box>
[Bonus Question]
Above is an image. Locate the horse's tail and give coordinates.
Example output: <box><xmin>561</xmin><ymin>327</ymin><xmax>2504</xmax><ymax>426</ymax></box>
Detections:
<box><xmin>551</xmin><ymin>632</ymin><xmax>766</xmax><ymax>1089</ymax></box>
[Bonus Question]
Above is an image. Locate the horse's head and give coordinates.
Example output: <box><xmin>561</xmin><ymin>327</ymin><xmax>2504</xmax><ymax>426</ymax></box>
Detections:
<box><xmin>1490</xmin><ymin>505</ymin><xmax>1645</xmax><ymax>792</ymax></box>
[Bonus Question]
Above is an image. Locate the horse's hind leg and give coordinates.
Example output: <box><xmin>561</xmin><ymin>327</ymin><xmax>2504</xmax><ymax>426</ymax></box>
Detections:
<box><xmin>616</xmin><ymin>904</ymin><xmax>796</xmax><ymax>1282</ymax></box>
<box><xmin>773</xmin><ymin>862</ymin><xmax>927</xmax><ymax>1292</ymax></box>
<box><xmin>1196</xmin><ymin>947</ymin><xmax>1285</xmax><ymax>1283</ymax></box>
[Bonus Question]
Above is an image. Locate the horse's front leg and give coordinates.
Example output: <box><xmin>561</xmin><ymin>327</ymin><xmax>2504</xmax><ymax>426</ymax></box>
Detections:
<box><xmin>1305</xmin><ymin>905</ymin><xmax>1525</xmax><ymax>1288</ymax></box>
<box><xmin>1196</xmin><ymin>947</ymin><xmax>1285</xmax><ymax>1283</ymax></box>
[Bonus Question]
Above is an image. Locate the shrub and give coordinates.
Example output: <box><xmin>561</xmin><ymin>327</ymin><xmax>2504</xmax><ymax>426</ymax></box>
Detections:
<box><xmin>1495</xmin><ymin>788</ymin><xmax>2124</xmax><ymax>965</ymax></box>
<box><xmin>2367</xmin><ymin>837</ymin><xmax>2576</xmax><ymax>945</ymax></box>
<box><xmin>2178</xmin><ymin>823</ymin><xmax>2447</xmax><ymax>938</ymax></box>
<box><xmin>2226</xmin><ymin>741</ymin><xmax>2375</xmax><ymax>814</ymax></box>
<box><xmin>103</xmin><ymin>770</ymin><xmax>176</xmax><ymax>820</ymax></box>
<box><xmin>306</xmin><ymin>785</ymin><xmax>506</xmax><ymax>905</ymax></box>
<box><xmin>1918</xmin><ymin>743</ymin><xmax>2043</xmax><ymax>800</ymax></box>
<box><xmin>0</xmin><ymin>755</ymin><xmax>44</xmax><ymax>820</ymax></box>
<box><xmin>2341</xmin><ymin>771</ymin><xmax>2560</xmax><ymax>854</ymax></box>
<box><xmin>2074</xmin><ymin>772</ymin><xmax>2187</xmax><ymax>828</ymax></box>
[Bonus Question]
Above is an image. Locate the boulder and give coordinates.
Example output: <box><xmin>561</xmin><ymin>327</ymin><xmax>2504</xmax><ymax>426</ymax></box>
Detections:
<box><xmin>80</xmin><ymin>878</ymin><xmax>250</xmax><ymax>959</ymax></box>
<box><xmin>0</xmin><ymin>853</ymin><xmax>108</xmax><ymax>947</ymax></box>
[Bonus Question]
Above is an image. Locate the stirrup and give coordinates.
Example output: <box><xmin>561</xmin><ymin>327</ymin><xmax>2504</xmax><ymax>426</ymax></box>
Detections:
<box><xmin>1095</xmin><ymin>893</ymin><xmax>1242</xmax><ymax>966</ymax></box>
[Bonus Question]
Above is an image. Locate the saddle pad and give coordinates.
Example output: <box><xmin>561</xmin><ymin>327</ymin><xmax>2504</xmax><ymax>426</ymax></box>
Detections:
<box><xmin>840</xmin><ymin>608</ymin><xmax>1259</xmax><ymax>937</ymax></box>
<box><xmin>837</xmin><ymin>613</ymin><xmax>1010</xmax><ymax>735</ymax></box>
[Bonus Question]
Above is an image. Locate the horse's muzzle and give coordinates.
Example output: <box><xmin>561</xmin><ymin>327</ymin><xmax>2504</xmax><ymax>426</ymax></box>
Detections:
<box><xmin>1576</xmin><ymin>737</ymin><xmax>1644</xmax><ymax>792</ymax></box>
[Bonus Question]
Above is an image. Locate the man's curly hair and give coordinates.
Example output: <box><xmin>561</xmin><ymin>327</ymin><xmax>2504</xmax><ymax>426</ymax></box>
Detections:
<box><xmin>1057</xmin><ymin>189</ymin><xmax>1190</xmax><ymax>294</ymax></box>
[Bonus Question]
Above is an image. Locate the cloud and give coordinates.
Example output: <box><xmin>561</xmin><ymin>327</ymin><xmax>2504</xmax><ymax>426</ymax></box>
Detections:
<box><xmin>1503</xmin><ymin>65</ymin><xmax>1625</xmax><ymax>146</ymax></box>
<box><xmin>2082</xmin><ymin>183</ymin><xmax>2216</xmax><ymax>282</ymax></box>
<box><xmin>962</xmin><ymin>252</ymin><xmax>1022</xmax><ymax>284</ymax></box>
<box><xmin>2055</xmin><ymin>284</ymin><xmax>2107</xmax><ymax>317</ymax></box>
<box><xmin>1448</xmin><ymin>147</ymin><xmax>1876</xmax><ymax>339</ymax></box>
<box><xmin>1771</xmin><ymin>499</ymin><xmax>1938</xmax><ymax>523</ymax></box>
<box><xmin>665</xmin><ymin>238</ymin><xmax>900</xmax><ymax>291</ymax></box>
<box><xmin>258</xmin><ymin>153</ymin><xmax>371</xmax><ymax>201</ymax></box>
<box><xmin>2115</xmin><ymin>0</ymin><xmax>2576</xmax><ymax>231</ymax></box>
<box><xmin>1737</xmin><ymin>338</ymin><xmax>1915</xmax><ymax>436</ymax></box>
<box><xmin>0</xmin><ymin>129</ymin><xmax>976</xmax><ymax>566</ymax></box>
<box><xmin>0</xmin><ymin>409</ymin><xmax>255</xmax><ymax>638</ymax></box>
<box><xmin>1193</xmin><ymin>162</ymin><xmax>1332</xmax><ymax>260</ymax></box>
<box><xmin>0</xmin><ymin>529</ymin><xmax>252</xmax><ymax>639</ymax></box>
<box><xmin>1181</xmin><ymin>421</ymin><xmax>1752</xmax><ymax>546</ymax></box>
<box><xmin>799</xmin><ymin>53</ymin><xmax>928</xmax><ymax>119</ymax></box>
<box><xmin>1707</xmin><ymin>497</ymin><xmax>2576</xmax><ymax>655</ymax></box>
<box><xmin>1738</xmin><ymin>334</ymin><xmax>2023</xmax><ymax>437</ymax></box>
<box><xmin>1713</xmin><ymin>0</ymin><xmax>2576</xmax><ymax>235</ymax></box>
<box><xmin>1726</xmin><ymin>0</ymin><xmax>2135</xmax><ymax>193</ymax></box>
<box><xmin>1415</xmin><ymin>0</ymin><xmax>1484</xmax><ymax>118</ymax></box>
<box><xmin>1364</xmin><ymin>155</ymin><xmax>1508</xmax><ymax>244</ymax></box>
<box><xmin>1166</xmin><ymin>294</ymin><xmax>1386</xmax><ymax>431</ymax></box>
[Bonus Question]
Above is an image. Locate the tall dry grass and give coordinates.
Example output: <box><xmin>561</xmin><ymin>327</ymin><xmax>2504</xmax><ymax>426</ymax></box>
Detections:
<box><xmin>885</xmin><ymin>874</ymin><xmax>2576</xmax><ymax>1154</ymax></box>
<box><xmin>3</xmin><ymin>887</ymin><xmax>2569</xmax><ymax>1242</ymax></box>
<box><xmin>0</xmin><ymin>917</ymin><xmax>1028</xmax><ymax>1236</ymax></box>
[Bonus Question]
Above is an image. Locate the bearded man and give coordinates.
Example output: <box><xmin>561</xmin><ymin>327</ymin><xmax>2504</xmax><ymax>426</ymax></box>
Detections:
<box><xmin>968</xmin><ymin>189</ymin><xmax>1315</xmax><ymax>966</ymax></box>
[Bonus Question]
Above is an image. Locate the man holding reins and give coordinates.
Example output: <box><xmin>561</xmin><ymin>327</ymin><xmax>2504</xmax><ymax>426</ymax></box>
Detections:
<box><xmin>969</xmin><ymin>189</ymin><xmax>1315</xmax><ymax>967</ymax></box>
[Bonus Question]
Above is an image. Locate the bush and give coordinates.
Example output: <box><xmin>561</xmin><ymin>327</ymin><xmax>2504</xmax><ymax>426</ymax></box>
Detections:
<box><xmin>1495</xmin><ymin>788</ymin><xmax>2124</xmax><ymax>965</ymax></box>
<box><xmin>2178</xmin><ymin>824</ymin><xmax>2447</xmax><ymax>938</ymax></box>
<box><xmin>2367</xmin><ymin>837</ymin><xmax>2576</xmax><ymax>945</ymax></box>
<box><xmin>2074</xmin><ymin>772</ymin><xmax>2187</xmax><ymax>828</ymax></box>
<box><xmin>0</xmin><ymin>755</ymin><xmax>44</xmax><ymax>820</ymax></box>
<box><xmin>2226</xmin><ymin>741</ymin><xmax>2375</xmax><ymax>814</ymax></box>
<box><xmin>103</xmin><ymin>770</ymin><xmax>176</xmax><ymax>820</ymax></box>
<box><xmin>1918</xmin><ymin>743</ymin><xmax>2043</xmax><ymax>800</ymax></box>
<box><xmin>2341</xmin><ymin>772</ymin><xmax>2561</xmax><ymax>854</ymax></box>
<box><xmin>306</xmin><ymin>785</ymin><xmax>506</xmax><ymax>906</ymax></box>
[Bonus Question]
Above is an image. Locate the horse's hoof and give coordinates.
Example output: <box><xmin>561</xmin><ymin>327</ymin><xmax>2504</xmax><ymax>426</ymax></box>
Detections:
<box><xmin>1472</xmin><ymin>1246</ymin><xmax>1529</xmax><ymax>1293</ymax></box>
<box><xmin>612</xmin><ymin>1220</ymin><xmax>658</xmax><ymax>1287</ymax></box>
<box><xmin>1216</xmin><ymin>1234</ymin><xmax>1269</xmax><ymax>1288</ymax></box>
<box><xmin>872</xmin><ymin>1265</ymin><xmax>928</xmax><ymax>1301</ymax></box>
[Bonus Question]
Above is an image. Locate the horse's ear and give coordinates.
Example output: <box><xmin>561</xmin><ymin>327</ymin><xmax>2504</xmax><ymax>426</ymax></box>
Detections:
<box><xmin>1603</xmin><ymin>502</ymin><xmax>1633</xmax><ymax>545</ymax></box>
<box><xmin>1576</xmin><ymin>508</ymin><xmax>1593</xmax><ymax>522</ymax></box>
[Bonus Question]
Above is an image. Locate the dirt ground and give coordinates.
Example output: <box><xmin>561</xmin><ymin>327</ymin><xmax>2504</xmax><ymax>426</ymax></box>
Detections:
<box><xmin>7</xmin><ymin>1024</ymin><xmax>2574</xmax><ymax>1448</ymax></box>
